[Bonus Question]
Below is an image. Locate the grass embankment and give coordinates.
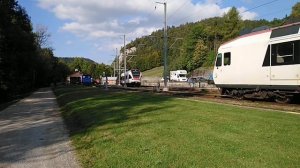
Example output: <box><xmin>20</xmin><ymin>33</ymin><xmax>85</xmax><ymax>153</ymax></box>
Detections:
<box><xmin>54</xmin><ymin>86</ymin><xmax>300</xmax><ymax>168</ymax></box>
<box><xmin>142</xmin><ymin>66</ymin><xmax>163</xmax><ymax>77</ymax></box>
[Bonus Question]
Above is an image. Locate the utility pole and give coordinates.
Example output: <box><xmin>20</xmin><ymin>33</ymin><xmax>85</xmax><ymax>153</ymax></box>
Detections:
<box><xmin>117</xmin><ymin>49</ymin><xmax>121</xmax><ymax>85</ymax></box>
<box><xmin>113</xmin><ymin>54</ymin><xmax>115</xmax><ymax>77</ymax></box>
<box><xmin>156</xmin><ymin>1</ymin><xmax>168</xmax><ymax>91</ymax></box>
<box><xmin>114</xmin><ymin>48</ymin><xmax>118</xmax><ymax>77</ymax></box>
<box><xmin>123</xmin><ymin>35</ymin><xmax>126</xmax><ymax>74</ymax></box>
<box><xmin>113</xmin><ymin>62</ymin><xmax>116</xmax><ymax>77</ymax></box>
<box><xmin>123</xmin><ymin>34</ymin><xmax>127</xmax><ymax>87</ymax></box>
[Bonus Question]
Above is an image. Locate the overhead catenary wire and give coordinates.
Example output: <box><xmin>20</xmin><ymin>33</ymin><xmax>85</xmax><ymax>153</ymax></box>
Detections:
<box><xmin>170</xmin><ymin>0</ymin><xmax>282</xmax><ymax>26</ymax></box>
<box><xmin>241</xmin><ymin>0</ymin><xmax>280</xmax><ymax>13</ymax></box>
<box><xmin>125</xmin><ymin>1</ymin><xmax>160</xmax><ymax>42</ymax></box>
<box><xmin>168</xmin><ymin>1</ymin><xmax>225</xmax><ymax>26</ymax></box>
<box><xmin>167</xmin><ymin>0</ymin><xmax>190</xmax><ymax>21</ymax></box>
<box><xmin>259</xmin><ymin>7</ymin><xmax>291</xmax><ymax>18</ymax></box>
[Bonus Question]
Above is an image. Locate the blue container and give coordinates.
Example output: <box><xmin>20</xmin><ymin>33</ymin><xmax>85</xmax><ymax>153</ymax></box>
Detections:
<box><xmin>82</xmin><ymin>75</ymin><xmax>92</xmax><ymax>86</ymax></box>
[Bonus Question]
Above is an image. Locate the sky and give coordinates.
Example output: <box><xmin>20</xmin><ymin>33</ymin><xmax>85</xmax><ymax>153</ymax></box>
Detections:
<box><xmin>18</xmin><ymin>0</ymin><xmax>299</xmax><ymax>65</ymax></box>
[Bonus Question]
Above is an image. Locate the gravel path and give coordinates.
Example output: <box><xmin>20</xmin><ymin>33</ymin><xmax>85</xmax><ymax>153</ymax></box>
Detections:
<box><xmin>0</xmin><ymin>88</ymin><xmax>80</xmax><ymax>168</ymax></box>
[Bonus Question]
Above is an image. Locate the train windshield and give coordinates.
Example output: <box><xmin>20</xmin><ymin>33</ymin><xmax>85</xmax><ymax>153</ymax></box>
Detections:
<box><xmin>131</xmin><ymin>70</ymin><xmax>140</xmax><ymax>77</ymax></box>
<box><xmin>216</xmin><ymin>53</ymin><xmax>222</xmax><ymax>67</ymax></box>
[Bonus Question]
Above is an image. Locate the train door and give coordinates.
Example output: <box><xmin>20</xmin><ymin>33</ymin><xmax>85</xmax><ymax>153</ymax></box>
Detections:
<box><xmin>213</xmin><ymin>53</ymin><xmax>223</xmax><ymax>84</ymax></box>
<box><xmin>270</xmin><ymin>40</ymin><xmax>300</xmax><ymax>80</ymax></box>
<box><xmin>221</xmin><ymin>52</ymin><xmax>232</xmax><ymax>84</ymax></box>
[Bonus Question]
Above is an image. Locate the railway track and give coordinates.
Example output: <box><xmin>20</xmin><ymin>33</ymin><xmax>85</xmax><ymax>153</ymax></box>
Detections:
<box><xmin>110</xmin><ymin>85</ymin><xmax>300</xmax><ymax>113</ymax></box>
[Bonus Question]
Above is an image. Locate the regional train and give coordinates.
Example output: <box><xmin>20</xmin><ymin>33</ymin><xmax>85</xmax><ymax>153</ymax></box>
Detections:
<box><xmin>213</xmin><ymin>22</ymin><xmax>300</xmax><ymax>103</ymax></box>
<box><xmin>121</xmin><ymin>69</ymin><xmax>142</xmax><ymax>87</ymax></box>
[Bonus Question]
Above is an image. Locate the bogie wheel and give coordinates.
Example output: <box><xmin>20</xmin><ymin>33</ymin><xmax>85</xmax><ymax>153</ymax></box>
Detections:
<box><xmin>234</xmin><ymin>92</ymin><xmax>244</xmax><ymax>100</ymax></box>
<box><xmin>275</xmin><ymin>96</ymin><xmax>292</xmax><ymax>103</ymax></box>
<box><xmin>232</xmin><ymin>90</ymin><xmax>244</xmax><ymax>100</ymax></box>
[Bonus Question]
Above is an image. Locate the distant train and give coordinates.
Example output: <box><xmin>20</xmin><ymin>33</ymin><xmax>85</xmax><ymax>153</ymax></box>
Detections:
<box><xmin>213</xmin><ymin>22</ymin><xmax>300</xmax><ymax>103</ymax></box>
<box><xmin>121</xmin><ymin>69</ymin><xmax>142</xmax><ymax>87</ymax></box>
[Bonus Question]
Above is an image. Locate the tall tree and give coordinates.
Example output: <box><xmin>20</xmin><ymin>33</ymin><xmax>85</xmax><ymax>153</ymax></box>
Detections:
<box><xmin>291</xmin><ymin>2</ymin><xmax>300</xmax><ymax>18</ymax></box>
<box><xmin>35</xmin><ymin>25</ymin><xmax>51</xmax><ymax>48</ymax></box>
<box><xmin>181</xmin><ymin>24</ymin><xmax>207</xmax><ymax>71</ymax></box>
<box><xmin>0</xmin><ymin>0</ymin><xmax>70</xmax><ymax>102</ymax></box>
<box><xmin>222</xmin><ymin>7</ymin><xmax>243</xmax><ymax>41</ymax></box>
<box><xmin>0</xmin><ymin>0</ymin><xmax>37</xmax><ymax>101</ymax></box>
<box><xmin>191</xmin><ymin>39</ymin><xmax>208</xmax><ymax>68</ymax></box>
<box><xmin>286</xmin><ymin>2</ymin><xmax>300</xmax><ymax>23</ymax></box>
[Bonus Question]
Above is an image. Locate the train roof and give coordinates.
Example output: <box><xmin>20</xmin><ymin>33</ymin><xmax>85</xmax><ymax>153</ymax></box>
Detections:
<box><xmin>220</xmin><ymin>22</ymin><xmax>300</xmax><ymax>48</ymax></box>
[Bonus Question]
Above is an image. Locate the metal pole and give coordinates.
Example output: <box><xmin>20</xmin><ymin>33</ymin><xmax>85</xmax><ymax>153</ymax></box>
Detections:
<box><xmin>123</xmin><ymin>34</ymin><xmax>127</xmax><ymax>87</ymax></box>
<box><xmin>156</xmin><ymin>1</ymin><xmax>168</xmax><ymax>91</ymax></box>
<box><xmin>113</xmin><ymin>61</ymin><xmax>115</xmax><ymax>77</ymax></box>
<box><xmin>118</xmin><ymin>49</ymin><xmax>121</xmax><ymax>85</ymax></box>
<box><xmin>163</xmin><ymin>2</ymin><xmax>168</xmax><ymax>91</ymax></box>
<box><xmin>123</xmin><ymin>35</ymin><xmax>126</xmax><ymax>74</ymax></box>
<box><xmin>114</xmin><ymin>48</ymin><xmax>117</xmax><ymax>77</ymax></box>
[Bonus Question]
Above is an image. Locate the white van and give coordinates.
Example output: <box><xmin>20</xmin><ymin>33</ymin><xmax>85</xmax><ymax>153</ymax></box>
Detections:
<box><xmin>170</xmin><ymin>70</ymin><xmax>188</xmax><ymax>82</ymax></box>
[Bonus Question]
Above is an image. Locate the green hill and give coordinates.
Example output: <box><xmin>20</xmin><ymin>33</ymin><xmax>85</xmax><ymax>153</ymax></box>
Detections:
<box><xmin>58</xmin><ymin>57</ymin><xmax>113</xmax><ymax>78</ymax></box>
<box><xmin>58</xmin><ymin>57</ymin><xmax>96</xmax><ymax>65</ymax></box>
<box><xmin>142</xmin><ymin>66</ymin><xmax>163</xmax><ymax>77</ymax></box>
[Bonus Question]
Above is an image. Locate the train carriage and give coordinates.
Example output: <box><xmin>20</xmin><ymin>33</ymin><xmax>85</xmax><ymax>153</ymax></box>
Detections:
<box><xmin>121</xmin><ymin>69</ymin><xmax>142</xmax><ymax>87</ymax></box>
<box><xmin>213</xmin><ymin>22</ymin><xmax>300</xmax><ymax>103</ymax></box>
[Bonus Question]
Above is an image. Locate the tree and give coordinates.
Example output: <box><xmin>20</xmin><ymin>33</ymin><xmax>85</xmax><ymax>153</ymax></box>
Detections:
<box><xmin>35</xmin><ymin>25</ymin><xmax>51</xmax><ymax>48</ymax></box>
<box><xmin>291</xmin><ymin>2</ymin><xmax>300</xmax><ymax>18</ymax></box>
<box><xmin>35</xmin><ymin>48</ymin><xmax>56</xmax><ymax>86</ymax></box>
<box><xmin>181</xmin><ymin>24</ymin><xmax>207</xmax><ymax>71</ymax></box>
<box><xmin>191</xmin><ymin>39</ymin><xmax>208</xmax><ymax>68</ymax></box>
<box><xmin>52</xmin><ymin>60</ymin><xmax>70</xmax><ymax>84</ymax></box>
<box><xmin>286</xmin><ymin>2</ymin><xmax>300</xmax><ymax>23</ymax></box>
<box><xmin>0</xmin><ymin>0</ymin><xmax>71</xmax><ymax>102</ymax></box>
<box><xmin>222</xmin><ymin>7</ymin><xmax>243</xmax><ymax>41</ymax></box>
<box><xmin>0</xmin><ymin>0</ymin><xmax>37</xmax><ymax>101</ymax></box>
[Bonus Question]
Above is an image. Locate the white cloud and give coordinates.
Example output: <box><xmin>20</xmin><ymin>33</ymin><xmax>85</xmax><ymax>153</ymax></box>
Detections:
<box><xmin>238</xmin><ymin>7</ymin><xmax>258</xmax><ymax>20</ymax></box>
<box><xmin>66</xmin><ymin>40</ymin><xmax>73</xmax><ymax>45</ymax></box>
<box><xmin>128</xmin><ymin>17</ymin><xmax>147</xmax><ymax>25</ymax></box>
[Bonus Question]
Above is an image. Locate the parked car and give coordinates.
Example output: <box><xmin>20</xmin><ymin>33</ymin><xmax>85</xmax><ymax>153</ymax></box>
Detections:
<box><xmin>196</xmin><ymin>76</ymin><xmax>207</xmax><ymax>82</ymax></box>
<box><xmin>207</xmin><ymin>74</ymin><xmax>215</xmax><ymax>84</ymax></box>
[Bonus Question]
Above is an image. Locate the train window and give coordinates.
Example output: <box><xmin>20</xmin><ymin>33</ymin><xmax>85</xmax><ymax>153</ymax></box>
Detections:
<box><xmin>276</xmin><ymin>42</ymin><xmax>294</xmax><ymax>63</ymax></box>
<box><xmin>271</xmin><ymin>41</ymin><xmax>298</xmax><ymax>65</ymax></box>
<box><xmin>224</xmin><ymin>52</ymin><xmax>231</xmax><ymax>66</ymax></box>
<box><xmin>216</xmin><ymin>53</ymin><xmax>222</xmax><ymax>67</ymax></box>
<box><xmin>262</xmin><ymin>45</ymin><xmax>270</xmax><ymax>66</ymax></box>
<box><xmin>132</xmin><ymin>70</ymin><xmax>140</xmax><ymax>77</ymax></box>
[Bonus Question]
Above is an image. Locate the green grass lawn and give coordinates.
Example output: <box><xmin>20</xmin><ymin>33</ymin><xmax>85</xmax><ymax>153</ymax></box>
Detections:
<box><xmin>142</xmin><ymin>66</ymin><xmax>163</xmax><ymax>77</ymax></box>
<box><xmin>54</xmin><ymin>86</ymin><xmax>300</xmax><ymax>168</ymax></box>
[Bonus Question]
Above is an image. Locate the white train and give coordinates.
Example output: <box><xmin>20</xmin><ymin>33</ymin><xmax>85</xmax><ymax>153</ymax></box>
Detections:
<box><xmin>121</xmin><ymin>69</ymin><xmax>142</xmax><ymax>87</ymax></box>
<box><xmin>213</xmin><ymin>22</ymin><xmax>300</xmax><ymax>103</ymax></box>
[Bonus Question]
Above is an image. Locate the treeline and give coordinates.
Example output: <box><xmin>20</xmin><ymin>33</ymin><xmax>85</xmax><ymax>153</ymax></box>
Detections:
<box><xmin>0</xmin><ymin>0</ymin><xmax>70</xmax><ymax>102</ymax></box>
<box><xmin>59</xmin><ymin>57</ymin><xmax>113</xmax><ymax>78</ymax></box>
<box><xmin>126</xmin><ymin>2</ymin><xmax>300</xmax><ymax>72</ymax></box>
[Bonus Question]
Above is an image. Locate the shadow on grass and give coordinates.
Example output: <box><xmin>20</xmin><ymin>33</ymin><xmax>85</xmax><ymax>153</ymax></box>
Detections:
<box><xmin>54</xmin><ymin>86</ymin><xmax>174</xmax><ymax>135</ymax></box>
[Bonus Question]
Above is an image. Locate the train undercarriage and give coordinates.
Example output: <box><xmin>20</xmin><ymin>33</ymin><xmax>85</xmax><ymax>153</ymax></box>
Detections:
<box><xmin>220</xmin><ymin>88</ymin><xmax>300</xmax><ymax>103</ymax></box>
<box><xmin>122</xmin><ymin>82</ymin><xmax>141</xmax><ymax>87</ymax></box>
